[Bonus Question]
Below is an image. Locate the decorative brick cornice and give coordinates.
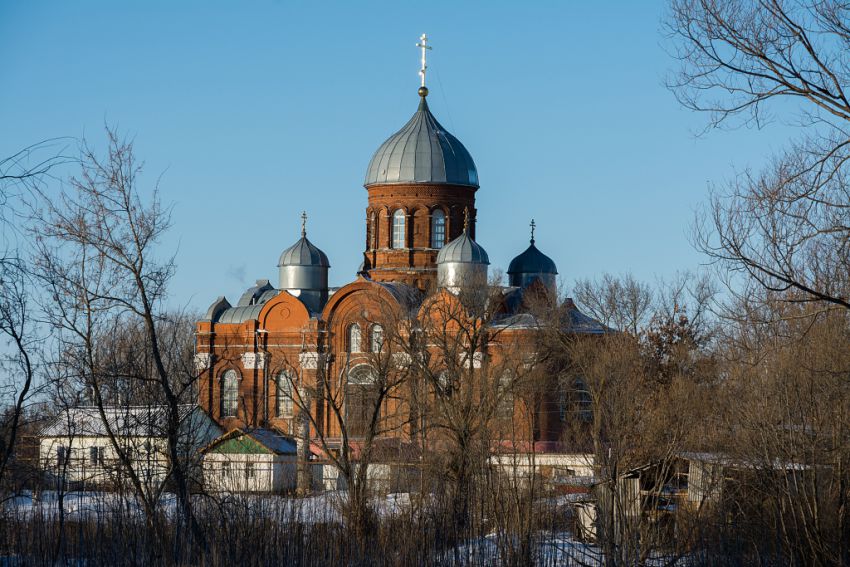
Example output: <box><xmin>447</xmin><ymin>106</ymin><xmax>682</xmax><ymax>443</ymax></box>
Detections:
<box><xmin>241</xmin><ymin>352</ymin><xmax>270</xmax><ymax>370</ymax></box>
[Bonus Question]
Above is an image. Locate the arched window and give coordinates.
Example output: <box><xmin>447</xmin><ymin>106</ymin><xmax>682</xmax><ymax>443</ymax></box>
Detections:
<box><xmin>221</xmin><ymin>370</ymin><xmax>239</xmax><ymax>418</ymax></box>
<box><xmin>370</xmin><ymin>324</ymin><xmax>384</xmax><ymax>353</ymax></box>
<box><xmin>560</xmin><ymin>377</ymin><xmax>592</xmax><ymax>422</ymax></box>
<box><xmin>392</xmin><ymin>209</ymin><xmax>406</xmax><ymax>249</ymax></box>
<box><xmin>436</xmin><ymin>370</ymin><xmax>452</xmax><ymax>397</ymax></box>
<box><xmin>346</xmin><ymin>365</ymin><xmax>378</xmax><ymax>437</ymax></box>
<box><xmin>431</xmin><ymin>209</ymin><xmax>446</xmax><ymax>248</ymax></box>
<box><xmin>497</xmin><ymin>372</ymin><xmax>515</xmax><ymax>420</ymax></box>
<box><xmin>347</xmin><ymin>323</ymin><xmax>362</xmax><ymax>353</ymax></box>
<box><xmin>276</xmin><ymin>370</ymin><xmax>294</xmax><ymax>417</ymax></box>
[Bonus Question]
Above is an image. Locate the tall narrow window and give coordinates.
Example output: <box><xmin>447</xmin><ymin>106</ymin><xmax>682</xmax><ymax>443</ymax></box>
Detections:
<box><xmin>89</xmin><ymin>446</ymin><xmax>101</xmax><ymax>467</ymax></box>
<box><xmin>392</xmin><ymin>209</ymin><xmax>406</xmax><ymax>249</ymax></box>
<box><xmin>370</xmin><ymin>324</ymin><xmax>384</xmax><ymax>353</ymax></box>
<box><xmin>573</xmin><ymin>378</ymin><xmax>593</xmax><ymax>422</ymax></box>
<box><xmin>277</xmin><ymin>370</ymin><xmax>294</xmax><ymax>417</ymax></box>
<box><xmin>221</xmin><ymin>369</ymin><xmax>239</xmax><ymax>418</ymax></box>
<box><xmin>431</xmin><ymin>209</ymin><xmax>446</xmax><ymax>248</ymax></box>
<box><xmin>497</xmin><ymin>372</ymin><xmax>515</xmax><ymax>420</ymax></box>
<box><xmin>347</xmin><ymin>323</ymin><xmax>362</xmax><ymax>353</ymax></box>
<box><xmin>346</xmin><ymin>366</ymin><xmax>378</xmax><ymax>438</ymax></box>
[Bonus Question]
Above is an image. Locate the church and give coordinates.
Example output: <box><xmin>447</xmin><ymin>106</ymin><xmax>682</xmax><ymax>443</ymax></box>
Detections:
<box><xmin>194</xmin><ymin>36</ymin><xmax>606</xmax><ymax>477</ymax></box>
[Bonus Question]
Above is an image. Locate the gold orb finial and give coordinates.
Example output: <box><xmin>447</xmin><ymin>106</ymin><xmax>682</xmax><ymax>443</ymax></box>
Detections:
<box><xmin>418</xmin><ymin>86</ymin><xmax>429</xmax><ymax>97</ymax></box>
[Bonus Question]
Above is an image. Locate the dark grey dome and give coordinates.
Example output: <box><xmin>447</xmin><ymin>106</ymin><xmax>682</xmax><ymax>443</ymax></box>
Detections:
<box><xmin>437</xmin><ymin>230</ymin><xmax>490</xmax><ymax>265</ymax></box>
<box><xmin>508</xmin><ymin>242</ymin><xmax>557</xmax><ymax>276</ymax></box>
<box><xmin>365</xmin><ymin>96</ymin><xmax>478</xmax><ymax>188</ymax></box>
<box><xmin>278</xmin><ymin>236</ymin><xmax>330</xmax><ymax>268</ymax></box>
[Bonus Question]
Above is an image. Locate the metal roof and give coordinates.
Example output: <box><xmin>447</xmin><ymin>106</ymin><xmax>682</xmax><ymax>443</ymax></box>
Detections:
<box><xmin>507</xmin><ymin>241</ymin><xmax>558</xmax><ymax>276</ymax></box>
<box><xmin>365</xmin><ymin>95</ymin><xmax>479</xmax><ymax>188</ymax></box>
<box><xmin>41</xmin><ymin>405</ymin><xmax>203</xmax><ymax>437</ymax></box>
<box><xmin>204</xmin><ymin>428</ymin><xmax>298</xmax><ymax>455</ymax></box>
<box><xmin>237</xmin><ymin>279</ymin><xmax>275</xmax><ymax>307</ymax></box>
<box><xmin>278</xmin><ymin>236</ymin><xmax>330</xmax><ymax>268</ymax></box>
<box><xmin>216</xmin><ymin>304</ymin><xmax>265</xmax><ymax>324</ymax></box>
<box><xmin>374</xmin><ymin>281</ymin><xmax>423</xmax><ymax>315</ymax></box>
<box><xmin>248</xmin><ymin>429</ymin><xmax>298</xmax><ymax>455</ymax></box>
<box><xmin>203</xmin><ymin>296</ymin><xmax>232</xmax><ymax>321</ymax></box>
<box><xmin>491</xmin><ymin>291</ymin><xmax>609</xmax><ymax>335</ymax></box>
<box><xmin>436</xmin><ymin>228</ymin><xmax>490</xmax><ymax>265</ymax></box>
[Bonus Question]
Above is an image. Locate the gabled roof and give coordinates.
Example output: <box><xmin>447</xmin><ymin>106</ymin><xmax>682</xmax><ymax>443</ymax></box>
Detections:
<box><xmin>236</xmin><ymin>279</ymin><xmax>275</xmax><ymax>306</ymax></box>
<box><xmin>203</xmin><ymin>428</ymin><xmax>298</xmax><ymax>456</ymax></box>
<box><xmin>562</xmin><ymin>301</ymin><xmax>610</xmax><ymax>334</ymax></box>
<box><xmin>41</xmin><ymin>404</ymin><xmax>207</xmax><ymax>438</ymax></box>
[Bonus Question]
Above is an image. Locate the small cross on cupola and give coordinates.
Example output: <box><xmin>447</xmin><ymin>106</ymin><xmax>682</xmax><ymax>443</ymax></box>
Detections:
<box><xmin>301</xmin><ymin>211</ymin><xmax>308</xmax><ymax>238</ymax></box>
<box><xmin>530</xmin><ymin>219</ymin><xmax>536</xmax><ymax>245</ymax></box>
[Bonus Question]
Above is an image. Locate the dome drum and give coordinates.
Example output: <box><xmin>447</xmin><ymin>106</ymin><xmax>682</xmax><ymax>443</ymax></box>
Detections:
<box><xmin>509</xmin><ymin>272</ymin><xmax>557</xmax><ymax>291</ymax></box>
<box><xmin>437</xmin><ymin>262</ymin><xmax>488</xmax><ymax>290</ymax></box>
<box><xmin>279</xmin><ymin>264</ymin><xmax>328</xmax><ymax>292</ymax></box>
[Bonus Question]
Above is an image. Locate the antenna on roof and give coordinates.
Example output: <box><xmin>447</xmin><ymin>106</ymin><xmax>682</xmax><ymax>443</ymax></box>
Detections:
<box><xmin>301</xmin><ymin>211</ymin><xmax>307</xmax><ymax>238</ymax></box>
<box><xmin>416</xmin><ymin>33</ymin><xmax>432</xmax><ymax>95</ymax></box>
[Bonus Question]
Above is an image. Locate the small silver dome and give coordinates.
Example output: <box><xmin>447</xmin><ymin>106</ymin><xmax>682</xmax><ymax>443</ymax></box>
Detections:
<box><xmin>365</xmin><ymin>94</ymin><xmax>478</xmax><ymax>188</ymax></box>
<box><xmin>278</xmin><ymin>236</ymin><xmax>330</xmax><ymax>268</ymax></box>
<box><xmin>437</xmin><ymin>219</ymin><xmax>489</xmax><ymax>290</ymax></box>
<box><xmin>436</xmin><ymin>231</ymin><xmax>490</xmax><ymax>265</ymax></box>
<box><xmin>277</xmin><ymin>220</ymin><xmax>330</xmax><ymax>313</ymax></box>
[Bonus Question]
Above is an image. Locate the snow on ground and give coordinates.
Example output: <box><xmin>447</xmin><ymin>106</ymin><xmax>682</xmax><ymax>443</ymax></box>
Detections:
<box><xmin>3</xmin><ymin>489</ymin><xmax>412</xmax><ymax>525</ymax></box>
<box><xmin>3</xmin><ymin>491</ymin><xmax>690</xmax><ymax>565</ymax></box>
<box><xmin>449</xmin><ymin>532</ymin><xmax>603</xmax><ymax>566</ymax></box>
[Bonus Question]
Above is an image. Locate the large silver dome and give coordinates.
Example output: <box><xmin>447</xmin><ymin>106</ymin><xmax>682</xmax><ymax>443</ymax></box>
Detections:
<box><xmin>364</xmin><ymin>95</ymin><xmax>478</xmax><ymax>188</ymax></box>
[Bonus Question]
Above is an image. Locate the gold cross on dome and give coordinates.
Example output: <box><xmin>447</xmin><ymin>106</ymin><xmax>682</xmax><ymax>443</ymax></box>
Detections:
<box><xmin>416</xmin><ymin>33</ymin><xmax>432</xmax><ymax>88</ymax></box>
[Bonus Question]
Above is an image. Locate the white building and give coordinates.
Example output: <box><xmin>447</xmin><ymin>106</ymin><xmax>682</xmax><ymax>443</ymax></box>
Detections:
<box><xmin>39</xmin><ymin>405</ymin><xmax>221</xmax><ymax>488</ymax></box>
<box><xmin>202</xmin><ymin>429</ymin><xmax>298</xmax><ymax>493</ymax></box>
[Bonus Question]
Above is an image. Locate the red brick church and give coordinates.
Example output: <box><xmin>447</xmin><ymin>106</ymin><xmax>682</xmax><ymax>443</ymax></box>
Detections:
<box><xmin>194</xmin><ymin>38</ymin><xmax>605</xmax><ymax>463</ymax></box>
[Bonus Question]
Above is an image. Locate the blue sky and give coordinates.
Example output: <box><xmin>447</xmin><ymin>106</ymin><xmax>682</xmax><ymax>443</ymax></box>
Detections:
<box><xmin>1</xmin><ymin>1</ymin><xmax>793</xmax><ymax>311</ymax></box>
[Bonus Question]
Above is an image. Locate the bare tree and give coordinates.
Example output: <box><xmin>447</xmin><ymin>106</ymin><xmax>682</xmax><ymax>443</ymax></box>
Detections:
<box><xmin>706</xmin><ymin>292</ymin><xmax>850</xmax><ymax>565</ymax></box>
<box><xmin>0</xmin><ymin>138</ymin><xmax>74</xmax><ymax>495</ymax></box>
<box><xmin>279</xmin><ymin>288</ymin><xmax>416</xmax><ymax>548</ymax></box>
<box><xmin>29</xmin><ymin>127</ymin><xmax>205</xmax><ymax>558</ymax></box>
<box><xmin>0</xmin><ymin>259</ymin><xmax>39</xmax><ymax>491</ymax></box>
<box><xmin>667</xmin><ymin>0</ymin><xmax>850</xmax><ymax>311</ymax></box>
<box><xmin>398</xmin><ymin>279</ymin><xmax>537</xmax><ymax>549</ymax></box>
<box><xmin>543</xmin><ymin>274</ymin><xmax>719</xmax><ymax>565</ymax></box>
<box><xmin>573</xmin><ymin>273</ymin><xmax>654</xmax><ymax>335</ymax></box>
